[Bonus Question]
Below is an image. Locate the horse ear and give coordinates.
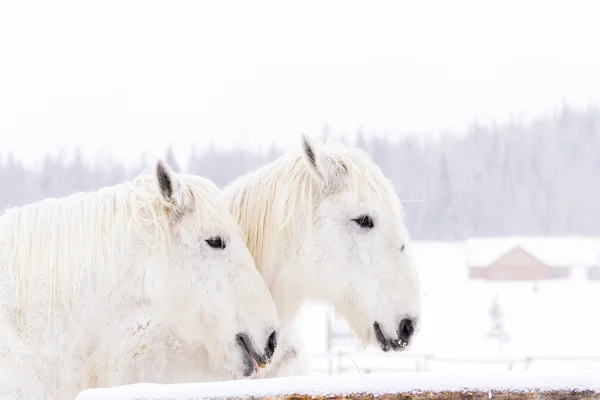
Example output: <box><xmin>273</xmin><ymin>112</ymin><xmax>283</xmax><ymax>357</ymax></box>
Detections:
<box><xmin>154</xmin><ymin>158</ymin><xmax>193</xmax><ymax>212</ymax></box>
<box><xmin>301</xmin><ymin>134</ymin><xmax>325</xmax><ymax>182</ymax></box>
<box><xmin>301</xmin><ymin>134</ymin><xmax>349</xmax><ymax>192</ymax></box>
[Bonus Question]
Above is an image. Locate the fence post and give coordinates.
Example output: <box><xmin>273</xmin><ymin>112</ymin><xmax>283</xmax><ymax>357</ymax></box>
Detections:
<box><xmin>524</xmin><ymin>356</ymin><xmax>532</xmax><ymax>371</ymax></box>
<box><xmin>326</xmin><ymin>316</ymin><xmax>333</xmax><ymax>375</ymax></box>
<box><xmin>423</xmin><ymin>354</ymin><xmax>431</xmax><ymax>372</ymax></box>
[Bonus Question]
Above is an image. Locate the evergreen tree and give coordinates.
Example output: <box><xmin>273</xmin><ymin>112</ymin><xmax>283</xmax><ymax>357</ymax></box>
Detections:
<box><xmin>487</xmin><ymin>294</ymin><xmax>509</xmax><ymax>355</ymax></box>
<box><xmin>165</xmin><ymin>145</ymin><xmax>181</xmax><ymax>172</ymax></box>
<box><xmin>2</xmin><ymin>105</ymin><xmax>600</xmax><ymax>240</ymax></box>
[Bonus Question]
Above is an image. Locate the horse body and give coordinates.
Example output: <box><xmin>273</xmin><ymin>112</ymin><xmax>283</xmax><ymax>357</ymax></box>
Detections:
<box><xmin>0</xmin><ymin>159</ymin><xmax>280</xmax><ymax>399</ymax></box>
<box><xmin>224</xmin><ymin>135</ymin><xmax>423</xmax><ymax>378</ymax></box>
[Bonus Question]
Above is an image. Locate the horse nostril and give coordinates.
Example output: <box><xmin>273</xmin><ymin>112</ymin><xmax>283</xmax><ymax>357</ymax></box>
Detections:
<box><xmin>265</xmin><ymin>330</ymin><xmax>278</xmax><ymax>359</ymax></box>
<box><xmin>398</xmin><ymin>318</ymin><xmax>415</xmax><ymax>342</ymax></box>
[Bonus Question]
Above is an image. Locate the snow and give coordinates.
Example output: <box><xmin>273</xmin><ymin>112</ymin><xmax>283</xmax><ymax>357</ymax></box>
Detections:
<box><xmin>75</xmin><ymin>372</ymin><xmax>600</xmax><ymax>400</ymax></box>
<box><xmin>412</xmin><ymin>279</ymin><xmax>600</xmax><ymax>359</ymax></box>
<box><xmin>411</xmin><ymin>240</ymin><xmax>469</xmax><ymax>285</ymax></box>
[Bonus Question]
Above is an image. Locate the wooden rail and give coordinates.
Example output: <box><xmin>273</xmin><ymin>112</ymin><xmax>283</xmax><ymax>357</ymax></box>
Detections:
<box><xmin>76</xmin><ymin>371</ymin><xmax>600</xmax><ymax>400</ymax></box>
<box><xmin>306</xmin><ymin>351</ymin><xmax>600</xmax><ymax>374</ymax></box>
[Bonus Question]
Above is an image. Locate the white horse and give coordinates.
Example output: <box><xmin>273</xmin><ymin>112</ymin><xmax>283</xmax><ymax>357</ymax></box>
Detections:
<box><xmin>224</xmin><ymin>134</ymin><xmax>422</xmax><ymax>377</ymax></box>
<box><xmin>0</xmin><ymin>159</ymin><xmax>279</xmax><ymax>400</ymax></box>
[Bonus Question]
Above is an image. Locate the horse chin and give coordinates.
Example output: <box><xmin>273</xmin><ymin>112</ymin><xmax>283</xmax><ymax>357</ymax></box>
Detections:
<box><xmin>228</xmin><ymin>370</ymin><xmax>245</xmax><ymax>380</ymax></box>
<box><xmin>218</xmin><ymin>354</ymin><xmax>247</xmax><ymax>381</ymax></box>
<box><xmin>225</xmin><ymin>359</ymin><xmax>259</xmax><ymax>380</ymax></box>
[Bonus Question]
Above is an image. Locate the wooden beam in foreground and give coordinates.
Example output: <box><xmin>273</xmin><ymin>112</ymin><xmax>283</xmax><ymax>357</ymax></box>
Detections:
<box><xmin>76</xmin><ymin>371</ymin><xmax>600</xmax><ymax>400</ymax></box>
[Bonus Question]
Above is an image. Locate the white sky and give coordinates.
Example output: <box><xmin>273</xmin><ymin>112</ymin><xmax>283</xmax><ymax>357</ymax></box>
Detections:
<box><xmin>1</xmin><ymin>0</ymin><xmax>600</xmax><ymax>168</ymax></box>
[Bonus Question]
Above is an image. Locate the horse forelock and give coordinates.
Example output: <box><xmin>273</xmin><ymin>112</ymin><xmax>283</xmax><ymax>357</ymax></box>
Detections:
<box><xmin>225</xmin><ymin>144</ymin><xmax>406</xmax><ymax>273</ymax></box>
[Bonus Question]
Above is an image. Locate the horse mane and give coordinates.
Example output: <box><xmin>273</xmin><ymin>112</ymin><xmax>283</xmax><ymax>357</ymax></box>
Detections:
<box><xmin>225</xmin><ymin>143</ymin><xmax>405</xmax><ymax>273</ymax></box>
<box><xmin>0</xmin><ymin>170</ymin><xmax>225</xmax><ymax>332</ymax></box>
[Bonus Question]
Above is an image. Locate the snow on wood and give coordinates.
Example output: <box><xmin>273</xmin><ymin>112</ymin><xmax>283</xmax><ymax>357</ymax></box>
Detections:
<box><xmin>75</xmin><ymin>372</ymin><xmax>600</xmax><ymax>400</ymax></box>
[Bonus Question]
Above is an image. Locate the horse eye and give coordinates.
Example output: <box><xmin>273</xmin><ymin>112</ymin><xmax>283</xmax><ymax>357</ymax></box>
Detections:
<box><xmin>400</xmin><ymin>244</ymin><xmax>405</xmax><ymax>252</ymax></box>
<box><xmin>205</xmin><ymin>237</ymin><xmax>226</xmax><ymax>249</ymax></box>
<box><xmin>352</xmin><ymin>214</ymin><xmax>374</xmax><ymax>229</ymax></box>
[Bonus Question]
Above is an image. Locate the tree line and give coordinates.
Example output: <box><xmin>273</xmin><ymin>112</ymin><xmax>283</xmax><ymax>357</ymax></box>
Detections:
<box><xmin>1</xmin><ymin>105</ymin><xmax>598</xmax><ymax>240</ymax></box>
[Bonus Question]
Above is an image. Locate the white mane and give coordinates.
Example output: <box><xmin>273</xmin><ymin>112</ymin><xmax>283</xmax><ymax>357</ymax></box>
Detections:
<box><xmin>226</xmin><ymin>143</ymin><xmax>406</xmax><ymax>273</ymax></box>
<box><xmin>0</xmin><ymin>170</ymin><xmax>227</xmax><ymax>335</ymax></box>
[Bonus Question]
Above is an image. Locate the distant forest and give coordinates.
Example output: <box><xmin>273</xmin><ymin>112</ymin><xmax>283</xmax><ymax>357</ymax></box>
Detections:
<box><xmin>1</xmin><ymin>105</ymin><xmax>599</xmax><ymax>240</ymax></box>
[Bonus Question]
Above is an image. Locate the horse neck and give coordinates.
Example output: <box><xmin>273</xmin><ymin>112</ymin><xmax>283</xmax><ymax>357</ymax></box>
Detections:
<box><xmin>224</xmin><ymin>161</ymin><xmax>319</xmax><ymax>328</ymax></box>
<box><xmin>260</xmin><ymin>254</ymin><xmax>319</xmax><ymax>330</ymax></box>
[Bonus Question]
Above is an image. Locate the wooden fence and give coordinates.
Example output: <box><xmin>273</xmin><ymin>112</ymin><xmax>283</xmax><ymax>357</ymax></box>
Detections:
<box><xmin>76</xmin><ymin>371</ymin><xmax>600</xmax><ymax>400</ymax></box>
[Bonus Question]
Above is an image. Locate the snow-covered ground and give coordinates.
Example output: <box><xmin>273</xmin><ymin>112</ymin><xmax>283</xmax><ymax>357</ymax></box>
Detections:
<box><xmin>76</xmin><ymin>371</ymin><xmax>600</xmax><ymax>400</ymax></box>
<box><xmin>294</xmin><ymin>239</ymin><xmax>600</xmax><ymax>374</ymax></box>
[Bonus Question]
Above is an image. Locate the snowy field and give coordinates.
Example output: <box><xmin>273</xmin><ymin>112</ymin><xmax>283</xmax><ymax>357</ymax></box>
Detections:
<box><xmin>293</xmin><ymin>239</ymin><xmax>600</xmax><ymax>375</ymax></box>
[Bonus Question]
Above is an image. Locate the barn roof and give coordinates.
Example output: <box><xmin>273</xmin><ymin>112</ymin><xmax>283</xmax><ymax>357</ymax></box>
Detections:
<box><xmin>465</xmin><ymin>236</ymin><xmax>600</xmax><ymax>268</ymax></box>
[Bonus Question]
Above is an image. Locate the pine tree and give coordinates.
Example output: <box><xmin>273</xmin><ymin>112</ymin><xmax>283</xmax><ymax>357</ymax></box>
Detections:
<box><xmin>487</xmin><ymin>294</ymin><xmax>509</xmax><ymax>355</ymax></box>
<box><xmin>165</xmin><ymin>145</ymin><xmax>180</xmax><ymax>172</ymax></box>
<box><xmin>356</xmin><ymin>125</ymin><xmax>368</xmax><ymax>150</ymax></box>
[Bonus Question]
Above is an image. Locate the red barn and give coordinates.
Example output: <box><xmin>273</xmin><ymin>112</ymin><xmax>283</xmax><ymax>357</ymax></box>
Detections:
<box><xmin>467</xmin><ymin>236</ymin><xmax>600</xmax><ymax>282</ymax></box>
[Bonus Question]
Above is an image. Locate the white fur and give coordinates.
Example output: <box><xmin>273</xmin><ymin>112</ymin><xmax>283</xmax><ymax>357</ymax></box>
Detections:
<box><xmin>0</xmin><ymin>159</ymin><xmax>279</xmax><ymax>399</ymax></box>
<box><xmin>224</xmin><ymin>134</ymin><xmax>422</xmax><ymax>377</ymax></box>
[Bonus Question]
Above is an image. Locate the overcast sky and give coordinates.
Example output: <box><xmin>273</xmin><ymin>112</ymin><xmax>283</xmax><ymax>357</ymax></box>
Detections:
<box><xmin>1</xmin><ymin>0</ymin><xmax>600</xmax><ymax>168</ymax></box>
